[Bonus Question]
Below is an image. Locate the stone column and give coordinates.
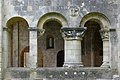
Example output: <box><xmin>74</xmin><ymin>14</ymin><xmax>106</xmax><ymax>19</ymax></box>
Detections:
<box><xmin>100</xmin><ymin>29</ymin><xmax>110</xmax><ymax>68</ymax></box>
<box><xmin>61</xmin><ymin>27</ymin><xmax>86</xmax><ymax>67</ymax></box>
<box><xmin>29</xmin><ymin>27</ymin><xmax>38</xmax><ymax>68</ymax></box>
<box><xmin>117</xmin><ymin>28</ymin><xmax>120</xmax><ymax>75</ymax></box>
<box><xmin>3</xmin><ymin>27</ymin><xmax>9</xmax><ymax>68</ymax></box>
<box><xmin>28</xmin><ymin>27</ymin><xmax>44</xmax><ymax>68</ymax></box>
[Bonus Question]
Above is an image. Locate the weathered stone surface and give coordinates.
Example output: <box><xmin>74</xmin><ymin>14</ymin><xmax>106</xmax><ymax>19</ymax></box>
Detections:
<box><xmin>4</xmin><ymin>68</ymin><xmax>118</xmax><ymax>80</ymax></box>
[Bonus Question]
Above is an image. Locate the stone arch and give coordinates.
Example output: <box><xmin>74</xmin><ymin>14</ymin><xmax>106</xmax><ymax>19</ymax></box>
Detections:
<box><xmin>4</xmin><ymin>17</ymin><xmax>29</xmax><ymax>67</ymax></box>
<box><xmin>80</xmin><ymin>12</ymin><xmax>110</xmax><ymax>29</ymax></box>
<box><xmin>37</xmin><ymin>12</ymin><xmax>68</xmax><ymax>29</ymax></box>
<box><xmin>80</xmin><ymin>12</ymin><xmax>111</xmax><ymax>68</ymax></box>
<box><xmin>5</xmin><ymin>16</ymin><xmax>29</xmax><ymax>27</ymax></box>
<box><xmin>37</xmin><ymin>13</ymin><xmax>65</xmax><ymax>67</ymax></box>
<box><xmin>6</xmin><ymin>17</ymin><xmax>29</xmax><ymax>28</ymax></box>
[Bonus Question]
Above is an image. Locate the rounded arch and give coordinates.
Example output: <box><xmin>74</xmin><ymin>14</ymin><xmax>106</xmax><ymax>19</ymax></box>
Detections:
<box><xmin>80</xmin><ymin>12</ymin><xmax>111</xmax><ymax>68</ymax></box>
<box><xmin>80</xmin><ymin>12</ymin><xmax>110</xmax><ymax>29</ymax></box>
<box><xmin>37</xmin><ymin>12</ymin><xmax>68</xmax><ymax>29</ymax></box>
<box><xmin>6</xmin><ymin>16</ymin><xmax>29</xmax><ymax>28</ymax></box>
<box><xmin>5</xmin><ymin>16</ymin><xmax>29</xmax><ymax>67</ymax></box>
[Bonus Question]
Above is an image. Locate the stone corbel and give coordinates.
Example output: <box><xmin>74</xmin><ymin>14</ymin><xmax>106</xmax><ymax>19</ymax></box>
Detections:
<box><xmin>99</xmin><ymin>29</ymin><xmax>109</xmax><ymax>41</ymax></box>
<box><xmin>61</xmin><ymin>27</ymin><xmax>86</xmax><ymax>40</ymax></box>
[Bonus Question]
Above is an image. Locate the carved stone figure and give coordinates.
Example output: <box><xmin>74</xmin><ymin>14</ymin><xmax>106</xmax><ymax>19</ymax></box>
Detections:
<box><xmin>69</xmin><ymin>6</ymin><xmax>80</xmax><ymax>17</ymax></box>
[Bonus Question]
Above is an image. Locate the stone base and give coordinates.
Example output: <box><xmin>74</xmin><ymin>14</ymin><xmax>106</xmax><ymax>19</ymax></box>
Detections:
<box><xmin>63</xmin><ymin>62</ymin><xmax>83</xmax><ymax>68</ymax></box>
<box><xmin>101</xmin><ymin>62</ymin><xmax>110</xmax><ymax>68</ymax></box>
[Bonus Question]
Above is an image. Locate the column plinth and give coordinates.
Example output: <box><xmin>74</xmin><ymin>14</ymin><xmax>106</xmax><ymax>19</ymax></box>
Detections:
<box><xmin>61</xmin><ymin>27</ymin><xmax>86</xmax><ymax>67</ymax></box>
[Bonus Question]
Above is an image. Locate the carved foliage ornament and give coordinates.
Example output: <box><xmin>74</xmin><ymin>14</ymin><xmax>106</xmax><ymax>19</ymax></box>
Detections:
<box><xmin>61</xmin><ymin>27</ymin><xmax>86</xmax><ymax>39</ymax></box>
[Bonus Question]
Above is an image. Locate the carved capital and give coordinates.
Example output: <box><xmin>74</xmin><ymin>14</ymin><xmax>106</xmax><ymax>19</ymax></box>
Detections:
<box><xmin>3</xmin><ymin>27</ymin><xmax>11</xmax><ymax>32</ymax></box>
<box><xmin>61</xmin><ymin>27</ymin><xmax>86</xmax><ymax>40</ymax></box>
<box><xmin>3</xmin><ymin>27</ymin><xmax>8</xmax><ymax>31</ymax></box>
<box><xmin>99</xmin><ymin>29</ymin><xmax>109</xmax><ymax>40</ymax></box>
<box><xmin>38</xmin><ymin>29</ymin><xmax>45</xmax><ymax>36</ymax></box>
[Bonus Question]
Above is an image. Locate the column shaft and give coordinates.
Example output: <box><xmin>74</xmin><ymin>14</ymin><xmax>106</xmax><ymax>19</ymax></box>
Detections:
<box><xmin>100</xmin><ymin>29</ymin><xmax>110</xmax><ymax>68</ymax></box>
<box><xmin>101</xmin><ymin>40</ymin><xmax>110</xmax><ymax>67</ymax></box>
<box><xmin>3</xmin><ymin>28</ymin><xmax>9</xmax><ymax>68</ymax></box>
<box><xmin>64</xmin><ymin>39</ymin><xmax>83</xmax><ymax>67</ymax></box>
<box><xmin>29</xmin><ymin>28</ymin><xmax>38</xmax><ymax>68</ymax></box>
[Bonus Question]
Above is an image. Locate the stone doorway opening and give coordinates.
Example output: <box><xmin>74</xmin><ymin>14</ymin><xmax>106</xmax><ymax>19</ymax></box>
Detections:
<box><xmin>20</xmin><ymin>46</ymin><xmax>29</xmax><ymax>67</ymax></box>
<box><xmin>82</xmin><ymin>21</ymin><xmax>103</xmax><ymax>67</ymax></box>
<box><xmin>57</xmin><ymin>50</ymin><xmax>64</xmax><ymax>67</ymax></box>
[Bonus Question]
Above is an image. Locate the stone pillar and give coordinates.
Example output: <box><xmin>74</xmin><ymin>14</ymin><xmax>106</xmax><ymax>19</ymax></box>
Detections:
<box><xmin>3</xmin><ymin>27</ymin><xmax>9</xmax><ymax>68</ymax></box>
<box><xmin>117</xmin><ymin>29</ymin><xmax>120</xmax><ymax>75</ymax></box>
<box><xmin>28</xmin><ymin>27</ymin><xmax>44</xmax><ymax>68</ymax></box>
<box><xmin>29</xmin><ymin>27</ymin><xmax>38</xmax><ymax>68</ymax></box>
<box><xmin>61</xmin><ymin>27</ymin><xmax>86</xmax><ymax>67</ymax></box>
<box><xmin>100</xmin><ymin>29</ymin><xmax>110</xmax><ymax>68</ymax></box>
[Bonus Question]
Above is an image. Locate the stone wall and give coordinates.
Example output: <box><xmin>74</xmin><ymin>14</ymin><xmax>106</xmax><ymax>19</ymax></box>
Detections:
<box><xmin>1</xmin><ymin>0</ymin><xmax>120</xmax><ymax>79</ymax></box>
<box><xmin>4</xmin><ymin>68</ymin><xmax>118</xmax><ymax>80</ymax></box>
